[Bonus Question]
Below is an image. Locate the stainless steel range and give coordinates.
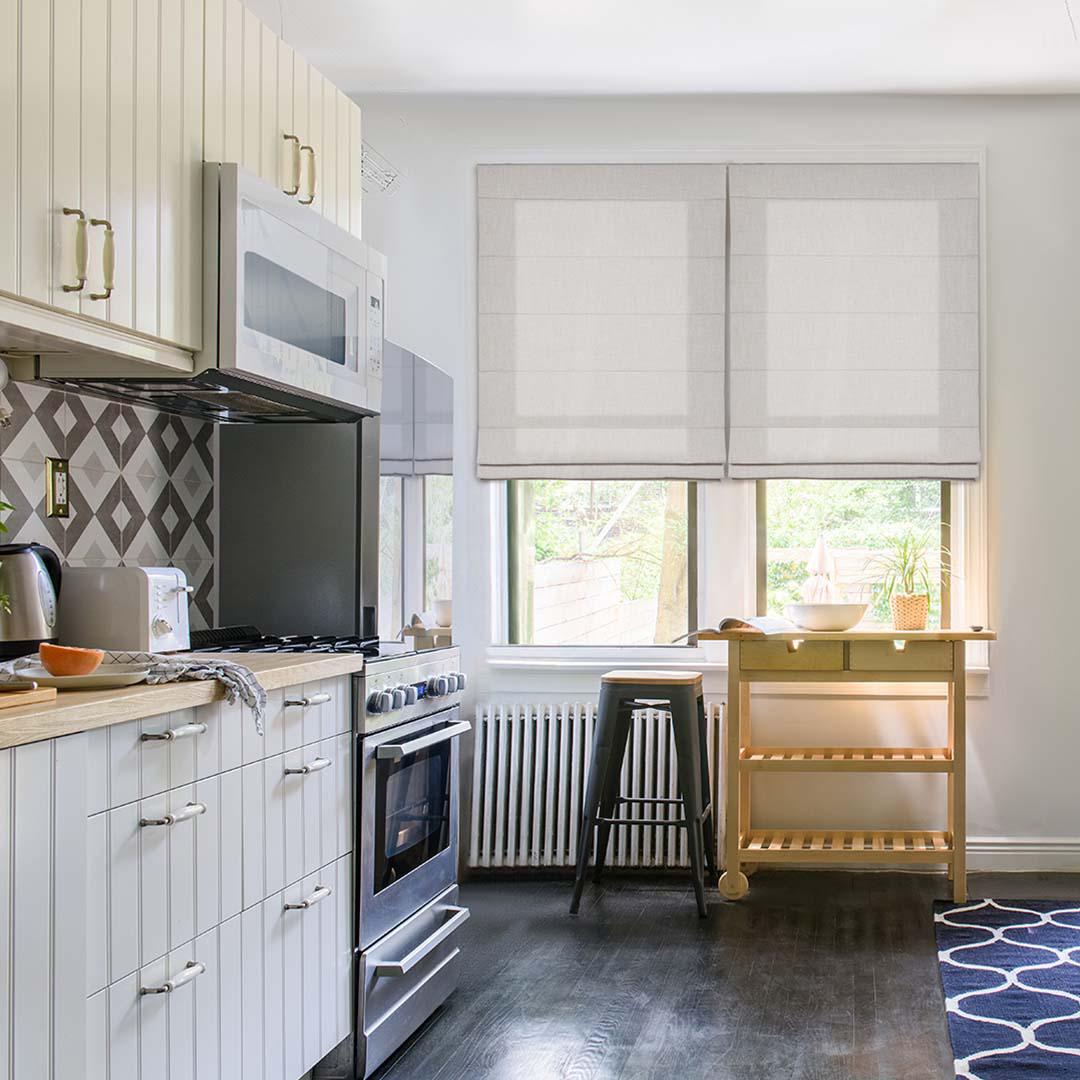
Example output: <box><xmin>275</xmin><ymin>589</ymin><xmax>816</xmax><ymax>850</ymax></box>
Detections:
<box><xmin>192</xmin><ymin>631</ymin><xmax>469</xmax><ymax>1078</ymax></box>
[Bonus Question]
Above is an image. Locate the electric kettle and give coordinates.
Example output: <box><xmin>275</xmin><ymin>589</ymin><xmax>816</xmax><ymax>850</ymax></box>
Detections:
<box><xmin>0</xmin><ymin>542</ymin><xmax>62</xmax><ymax>659</ymax></box>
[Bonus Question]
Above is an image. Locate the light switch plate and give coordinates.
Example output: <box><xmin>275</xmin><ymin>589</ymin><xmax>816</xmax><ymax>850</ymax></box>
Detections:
<box><xmin>45</xmin><ymin>457</ymin><xmax>69</xmax><ymax>518</ymax></box>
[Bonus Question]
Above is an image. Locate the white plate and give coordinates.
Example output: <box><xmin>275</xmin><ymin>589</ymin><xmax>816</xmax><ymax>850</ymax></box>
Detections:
<box><xmin>17</xmin><ymin>664</ymin><xmax>151</xmax><ymax>689</ymax></box>
<box><xmin>784</xmin><ymin>603</ymin><xmax>868</xmax><ymax>632</ymax></box>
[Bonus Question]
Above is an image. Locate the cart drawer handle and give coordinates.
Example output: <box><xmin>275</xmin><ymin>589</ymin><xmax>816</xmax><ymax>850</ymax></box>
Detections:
<box><xmin>141</xmin><ymin>721</ymin><xmax>208</xmax><ymax>742</ymax></box>
<box><xmin>284</xmin><ymin>756</ymin><xmax>331</xmax><ymax>776</ymax></box>
<box><xmin>140</xmin><ymin>960</ymin><xmax>206</xmax><ymax>995</ymax></box>
<box><xmin>373</xmin><ymin>906</ymin><xmax>470</xmax><ymax>977</ymax></box>
<box><xmin>285</xmin><ymin>692</ymin><xmax>331</xmax><ymax>708</ymax></box>
<box><xmin>285</xmin><ymin>884</ymin><xmax>332</xmax><ymax>910</ymax></box>
<box><xmin>140</xmin><ymin>802</ymin><xmax>207</xmax><ymax>827</ymax></box>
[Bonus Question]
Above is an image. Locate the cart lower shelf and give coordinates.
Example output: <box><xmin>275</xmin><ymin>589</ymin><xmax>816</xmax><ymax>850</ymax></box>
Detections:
<box><xmin>741</xmin><ymin>829</ymin><xmax>953</xmax><ymax>864</ymax></box>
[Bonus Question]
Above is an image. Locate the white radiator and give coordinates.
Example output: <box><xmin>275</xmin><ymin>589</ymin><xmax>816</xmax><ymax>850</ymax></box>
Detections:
<box><xmin>468</xmin><ymin>701</ymin><xmax>721</xmax><ymax>870</ymax></box>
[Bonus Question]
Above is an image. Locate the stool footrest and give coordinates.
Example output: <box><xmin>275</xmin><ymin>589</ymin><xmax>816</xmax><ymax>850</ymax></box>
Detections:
<box><xmin>597</xmin><ymin>816</ymin><xmax>688</xmax><ymax>827</ymax></box>
<box><xmin>615</xmin><ymin>796</ymin><xmax>682</xmax><ymax>805</ymax></box>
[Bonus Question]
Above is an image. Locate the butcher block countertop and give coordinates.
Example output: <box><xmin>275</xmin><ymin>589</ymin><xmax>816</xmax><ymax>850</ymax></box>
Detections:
<box><xmin>0</xmin><ymin>652</ymin><xmax>369</xmax><ymax>751</ymax></box>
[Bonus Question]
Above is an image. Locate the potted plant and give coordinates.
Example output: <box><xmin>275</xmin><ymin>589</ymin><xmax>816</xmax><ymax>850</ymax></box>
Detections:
<box><xmin>868</xmin><ymin>529</ymin><xmax>943</xmax><ymax>631</ymax></box>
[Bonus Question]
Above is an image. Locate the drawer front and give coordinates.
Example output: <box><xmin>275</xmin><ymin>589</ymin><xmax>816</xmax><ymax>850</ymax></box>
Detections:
<box><xmin>240</xmin><ymin>856</ymin><xmax>353</xmax><ymax>1080</ymax></box>
<box><xmin>86</xmin><ymin>916</ymin><xmax>243</xmax><ymax>1080</ymax></box>
<box><xmin>848</xmin><ymin>641</ymin><xmax>954</xmax><ymax>671</ymax></box>
<box><xmin>86</xmin><ymin>699</ymin><xmax>246</xmax><ymax>815</ymax></box>
<box><xmin>87</xmin><ymin>771</ymin><xmax>244</xmax><ymax>996</ymax></box>
<box><xmin>739</xmin><ymin>641</ymin><xmax>844</xmax><ymax>671</ymax></box>
<box><xmin>241</xmin><ymin>677</ymin><xmax>352</xmax><ymax>766</ymax></box>
<box><xmin>361</xmin><ymin>885</ymin><xmax>467</xmax><ymax>1077</ymax></box>
<box><xmin>241</xmin><ymin>732</ymin><xmax>353</xmax><ymax>911</ymax></box>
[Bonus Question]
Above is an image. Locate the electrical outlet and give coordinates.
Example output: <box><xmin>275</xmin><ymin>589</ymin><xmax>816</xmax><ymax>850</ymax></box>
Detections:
<box><xmin>45</xmin><ymin>457</ymin><xmax>69</xmax><ymax>518</ymax></box>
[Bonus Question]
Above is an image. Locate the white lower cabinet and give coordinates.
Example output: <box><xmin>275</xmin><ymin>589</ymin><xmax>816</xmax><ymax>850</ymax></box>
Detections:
<box><xmin>87</xmin><ymin>916</ymin><xmax>244</xmax><ymax>1080</ymax></box>
<box><xmin>241</xmin><ymin>857</ymin><xmax>353</xmax><ymax>1080</ymax></box>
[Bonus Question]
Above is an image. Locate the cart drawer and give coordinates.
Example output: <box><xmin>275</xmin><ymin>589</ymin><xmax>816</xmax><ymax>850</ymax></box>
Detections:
<box><xmin>848</xmin><ymin>641</ymin><xmax>954</xmax><ymax>671</ymax></box>
<box><xmin>739</xmin><ymin>641</ymin><xmax>844</xmax><ymax>671</ymax></box>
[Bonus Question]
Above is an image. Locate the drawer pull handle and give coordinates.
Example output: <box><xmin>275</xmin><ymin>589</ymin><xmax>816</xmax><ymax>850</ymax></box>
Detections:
<box><xmin>140</xmin><ymin>960</ymin><xmax>206</xmax><ymax>995</ymax></box>
<box><xmin>373</xmin><ymin>906</ymin><xmax>470</xmax><ymax>977</ymax></box>
<box><xmin>142</xmin><ymin>721</ymin><xmax>208</xmax><ymax>742</ymax></box>
<box><xmin>787</xmin><ymin>640</ymin><xmax>802</xmax><ymax>653</ymax></box>
<box><xmin>285</xmin><ymin>884</ymin><xmax>332</xmax><ymax>910</ymax></box>
<box><xmin>283</xmin><ymin>133</ymin><xmax>301</xmax><ymax>195</ymax></box>
<box><xmin>284</xmin><ymin>756</ymin><xmax>332</xmax><ymax>776</ymax></box>
<box><xmin>140</xmin><ymin>801</ymin><xmax>207</xmax><ymax>828</ymax></box>
<box><xmin>285</xmin><ymin>692</ymin><xmax>331</xmax><ymax>708</ymax></box>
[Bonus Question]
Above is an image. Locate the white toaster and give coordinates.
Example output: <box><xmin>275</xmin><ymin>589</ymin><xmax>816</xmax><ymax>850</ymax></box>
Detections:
<box><xmin>58</xmin><ymin>566</ymin><xmax>193</xmax><ymax>653</ymax></box>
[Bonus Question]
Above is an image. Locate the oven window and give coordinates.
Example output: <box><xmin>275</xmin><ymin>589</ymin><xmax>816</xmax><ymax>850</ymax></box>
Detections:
<box><xmin>243</xmin><ymin>252</ymin><xmax>346</xmax><ymax>365</ymax></box>
<box><xmin>374</xmin><ymin>737</ymin><xmax>452</xmax><ymax>892</ymax></box>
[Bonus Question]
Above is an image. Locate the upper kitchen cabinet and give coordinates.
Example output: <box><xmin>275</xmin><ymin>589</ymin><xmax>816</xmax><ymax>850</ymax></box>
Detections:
<box><xmin>0</xmin><ymin>0</ymin><xmax>205</xmax><ymax>352</ymax></box>
<box><xmin>203</xmin><ymin>0</ymin><xmax>363</xmax><ymax>239</ymax></box>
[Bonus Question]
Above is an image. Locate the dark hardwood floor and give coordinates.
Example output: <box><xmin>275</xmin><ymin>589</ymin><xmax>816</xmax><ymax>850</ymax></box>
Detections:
<box><xmin>378</xmin><ymin>870</ymin><xmax>1080</xmax><ymax>1080</ymax></box>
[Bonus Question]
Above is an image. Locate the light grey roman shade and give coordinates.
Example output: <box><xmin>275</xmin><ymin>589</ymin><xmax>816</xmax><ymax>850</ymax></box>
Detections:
<box><xmin>476</xmin><ymin>164</ymin><xmax>727</xmax><ymax>479</ymax></box>
<box><xmin>727</xmin><ymin>163</ymin><xmax>981</xmax><ymax>479</ymax></box>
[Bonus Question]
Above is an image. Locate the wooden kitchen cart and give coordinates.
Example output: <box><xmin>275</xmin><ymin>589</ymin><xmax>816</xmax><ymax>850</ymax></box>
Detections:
<box><xmin>697</xmin><ymin>628</ymin><xmax>995</xmax><ymax>903</ymax></box>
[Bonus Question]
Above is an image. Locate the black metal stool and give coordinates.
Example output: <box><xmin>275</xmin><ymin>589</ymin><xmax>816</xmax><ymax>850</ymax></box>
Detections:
<box><xmin>569</xmin><ymin>670</ymin><xmax>717</xmax><ymax>917</ymax></box>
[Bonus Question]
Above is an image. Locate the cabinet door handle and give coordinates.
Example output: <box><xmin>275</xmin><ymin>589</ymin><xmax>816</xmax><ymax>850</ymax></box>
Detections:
<box><xmin>284</xmin><ymin>692</ymin><xmax>331</xmax><ymax>708</ymax></box>
<box><xmin>284</xmin><ymin>756</ymin><xmax>332</xmax><ymax>776</ymax></box>
<box><xmin>140</xmin><ymin>960</ymin><xmax>206</xmax><ymax>995</ymax></box>
<box><xmin>298</xmin><ymin>144</ymin><xmax>316</xmax><ymax>204</ymax></box>
<box><xmin>283</xmin><ymin>133</ymin><xmax>301</xmax><ymax>195</ymax></box>
<box><xmin>88</xmin><ymin>217</ymin><xmax>114</xmax><ymax>300</ymax></box>
<box><xmin>284</xmin><ymin>884</ymin><xmax>332</xmax><ymax>910</ymax></box>
<box><xmin>61</xmin><ymin>207</ymin><xmax>87</xmax><ymax>292</ymax></box>
<box><xmin>140</xmin><ymin>801</ymin><xmax>207</xmax><ymax>827</ymax></box>
<box><xmin>141</xmin><ymin>721</ymin><xmax>208</xmax><ymax>742</ymax></box>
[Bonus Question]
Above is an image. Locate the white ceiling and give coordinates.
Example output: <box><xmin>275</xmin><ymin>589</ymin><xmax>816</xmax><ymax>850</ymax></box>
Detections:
<box><xmin>241</xmin><ymin>0</ymin><xmax>1080</xmax><ymax>95</ymax></box>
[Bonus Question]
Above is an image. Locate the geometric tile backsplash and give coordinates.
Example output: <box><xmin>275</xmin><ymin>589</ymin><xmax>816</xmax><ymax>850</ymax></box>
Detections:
<box><xmin>0</xmin><ymin>381</ymin><xmax>217</xmax><ymax>629</ymax></box>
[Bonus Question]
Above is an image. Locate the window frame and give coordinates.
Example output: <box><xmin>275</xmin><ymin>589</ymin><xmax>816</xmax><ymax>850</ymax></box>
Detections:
<box><xmin>755</xmin><ymin>479</ymin><xmax>953</xmax><ymax>628</ymax></box>
<box><xmin>422</xmin><ymin>473</ymin><xmax>454</xmax><ymax>613</ymax></box>
<box><xmin>505</xmin><ymin>479</ymin><xmax>699</xmax><ymax>648</ymax></box>
<box><xmin>378</xmin><ymin>475</ymin><xmax>406</xmax><ymax>642</ymax></box>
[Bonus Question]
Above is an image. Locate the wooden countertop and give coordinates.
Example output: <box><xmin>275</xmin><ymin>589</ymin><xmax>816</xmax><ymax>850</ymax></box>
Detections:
<box><xmin>698</xmin><ymin>628</ymin><xmax>996</xmax><ymax>641</ymax></box>
<box><xmin>0</xmin><ymin>652</ymin><xmax>369</xmax><ymax>751</ymax></box>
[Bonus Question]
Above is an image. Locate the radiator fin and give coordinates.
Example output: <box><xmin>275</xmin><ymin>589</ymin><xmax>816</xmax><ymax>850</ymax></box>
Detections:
<box><xmin>469</xmin><ymin>702</ymin><xmax>720</xmax><ymax>869</ymax></box>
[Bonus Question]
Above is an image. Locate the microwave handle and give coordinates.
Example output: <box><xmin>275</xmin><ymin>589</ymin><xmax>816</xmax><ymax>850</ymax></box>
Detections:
<box><xmin>375</xmin><ymin>720</ymin><xmax>472</xmax><ymax>763</ymax></box>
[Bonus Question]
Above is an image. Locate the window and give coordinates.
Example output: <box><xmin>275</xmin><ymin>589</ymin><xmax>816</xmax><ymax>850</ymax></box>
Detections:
<box><xmin>424</xmin><ymin>475</ymin><xmax>454</xmax><ymax>612</ymax></box>
<box><xmin>507</xmin><ymin>480</ymin><xmax>697</xmax><ymax>646</ymax></box>
<box><xmin>759</xmin><ymin>479</ymin><xmax>950</xmax><ymax>628</ymax></box>
<box><xmin>379</xmin><ymin>477</ymin><xmax>403</xmax><ymax>640</ymax></box>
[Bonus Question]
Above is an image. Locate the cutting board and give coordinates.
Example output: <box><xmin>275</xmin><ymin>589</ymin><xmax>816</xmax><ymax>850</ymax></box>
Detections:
<box><xmin>0</xmin><ymin>686</ymin><xmax>59</xmax><ymax>709</ymax></box>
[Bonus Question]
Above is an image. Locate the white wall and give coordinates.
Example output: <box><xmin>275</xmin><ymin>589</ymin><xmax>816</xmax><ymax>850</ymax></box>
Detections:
<box><xmin>357</xmin><ymin>93</ymin><xmax>1080</xmax><ymax>868</ymax></box>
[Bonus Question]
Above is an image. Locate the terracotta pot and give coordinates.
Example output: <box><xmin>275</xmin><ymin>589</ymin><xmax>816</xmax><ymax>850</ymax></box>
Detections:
<box><xmin>890</xmin><ymin>593</ymin><xmax>929</xmax><ymax>631</ymax></box>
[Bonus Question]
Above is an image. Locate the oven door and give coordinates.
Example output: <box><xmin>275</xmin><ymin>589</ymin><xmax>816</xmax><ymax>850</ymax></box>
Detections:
<box><xmin>360</xmin><ymin>706</ymin><xmax>469</xmax><ymax>948</ymax></box>
<box><xmin>216</xmin><ymin>165</ymin><xmax>383</xmax><ymax>415</ymax></box>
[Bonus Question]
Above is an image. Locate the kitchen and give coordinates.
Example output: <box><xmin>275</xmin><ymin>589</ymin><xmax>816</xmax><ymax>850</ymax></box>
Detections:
<box><xmin>2</xmin><ymin>3</ymin><xmax>1080</xmax><ymax>1080</ymax></box>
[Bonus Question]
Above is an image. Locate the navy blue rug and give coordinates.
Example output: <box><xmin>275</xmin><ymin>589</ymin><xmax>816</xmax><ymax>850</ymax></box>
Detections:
<box><xmin>934</xmin><ymin>899</ymin><xmax>1080</xmax><ymax>1078</ymax></box>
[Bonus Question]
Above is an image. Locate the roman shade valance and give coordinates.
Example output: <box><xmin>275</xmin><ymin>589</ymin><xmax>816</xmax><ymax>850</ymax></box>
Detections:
<box><xmin>727</xmin><ymin>163</ymin><xmax>981</xmax><ymax>479</ymax></box>
<box><xmin>476</xmin><ymin>163</ymin><xmax>728</xmax><ymax>479</ymax></box>
<box><xmin>476</xmin><ymin>161</ymin><xmax>981</xmax><ymax>481</ymax></box>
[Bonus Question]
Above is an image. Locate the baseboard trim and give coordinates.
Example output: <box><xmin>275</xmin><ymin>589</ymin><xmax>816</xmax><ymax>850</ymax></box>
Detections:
<box><xmin>966</xmin><ymin>837</ymin><xmax>1080</xmax><ymax>872</ymax></box>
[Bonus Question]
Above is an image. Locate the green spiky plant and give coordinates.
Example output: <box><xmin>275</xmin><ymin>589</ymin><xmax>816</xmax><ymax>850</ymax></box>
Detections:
<box><xmin>870</xmin><ymin>529</ymin><xmax>938</xmax><ymax>602</ymax></box>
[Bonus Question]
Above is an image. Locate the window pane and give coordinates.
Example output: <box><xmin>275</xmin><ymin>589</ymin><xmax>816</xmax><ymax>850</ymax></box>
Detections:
<box><xmin>764</xmin><ymin>479</ymin><xmax>944</xmax><ymax>628</ymax></box>
<box><xmin>509</xmin><ymin>480</ymin><xmax>692</xmax><ymax>646</ymax></box>
<box><xmin>379</xmin><ymin>476</ymin><xmax>403</xmax><ymax>640</ymax></box>
<box><xmin>424</xmin><ymin>475</ymin><xmax>454</xmax><ymax>612</ymax></box>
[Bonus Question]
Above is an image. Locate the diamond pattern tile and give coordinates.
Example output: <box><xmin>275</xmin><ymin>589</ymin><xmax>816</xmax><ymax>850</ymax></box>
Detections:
<box><xmin>0</xmin><ymin>384</ymin><xmax>218</xmax><ymax>626</ymax></box>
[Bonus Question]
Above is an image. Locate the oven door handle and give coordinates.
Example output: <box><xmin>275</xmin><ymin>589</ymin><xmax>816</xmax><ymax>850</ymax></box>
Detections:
<box><xmin>373</xmin><ymin>906</ymin><xmax>470</xmax><ymax>977</ymax></box>
<box><xmin>375</xmin><ymin>720</ymin><xmax>472</xmax><ymax>763</ymax></box>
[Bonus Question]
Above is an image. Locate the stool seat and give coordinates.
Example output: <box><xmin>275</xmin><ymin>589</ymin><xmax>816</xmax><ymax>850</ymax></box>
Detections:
<box><xmin>601</xmin><ymin>669</ymin><xmax>703</xmax><ymax>685</ymax></box>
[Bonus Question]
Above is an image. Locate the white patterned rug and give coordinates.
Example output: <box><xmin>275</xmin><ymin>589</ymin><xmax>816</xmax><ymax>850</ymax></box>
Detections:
<box><xmin>935</xmin><ymin>899</ymin><xmax>1080</xmax><ymax>1078</ymax></box>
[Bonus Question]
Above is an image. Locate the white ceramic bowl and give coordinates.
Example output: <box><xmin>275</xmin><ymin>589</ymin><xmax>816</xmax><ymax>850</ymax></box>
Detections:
<box><xmin>784</xmin><ymin>603</ymin><xmax>868</xmax><ymax>632</ymax></box>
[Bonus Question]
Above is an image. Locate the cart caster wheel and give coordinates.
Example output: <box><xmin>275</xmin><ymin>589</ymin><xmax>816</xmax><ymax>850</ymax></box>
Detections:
<box><xmin>718</xmin><ymin>870</ymin><xmax>749</xmax><ymax>900</ymax></box>
<box><xmin>743</xmin><ymin>863</ymin><xmax>759</xmax><ymax>877</ymax></box>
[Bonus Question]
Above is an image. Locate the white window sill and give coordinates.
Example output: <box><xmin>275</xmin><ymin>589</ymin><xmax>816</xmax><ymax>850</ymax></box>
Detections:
<box><xmin>486</xmin><ymin>646</ymin><xmax>991</xmax><ymax>698</ymax></box>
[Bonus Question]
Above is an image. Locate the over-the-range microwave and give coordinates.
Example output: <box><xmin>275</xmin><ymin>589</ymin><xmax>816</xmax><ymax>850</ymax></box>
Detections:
<box><xmin>34</xmin><ymin>163</ymin><xmax>386</xmax><ymax>423</ymax></box>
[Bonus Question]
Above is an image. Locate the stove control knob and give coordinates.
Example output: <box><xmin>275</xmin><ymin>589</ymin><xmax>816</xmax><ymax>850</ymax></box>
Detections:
<box><xmin>367</xmin><ymin>690</ymin><xmax>393</xmax><ymax>714</ymax></box>
<box><xmin>390</xmin><ymin>687</ymin><xmax>407</xmax><ymax>710</ymax></box>
<box><xmin>446</xmin><ymin>673</ymin><xmax>461</xmax><ymax>692</ymax></box>
<box><xmin>455</xmin><ymin>672</ymin><xmax>467</xmax><ymax>691</ymax></box>
<box><xmin>426</xmin><ymin>675</ymin><xmax>449</xmax><ymax>697</ymax></box>
<box><xmin>403</xmin><ymin>685</ymin><xmax>418</xmax><ymax>706</ymax></box>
